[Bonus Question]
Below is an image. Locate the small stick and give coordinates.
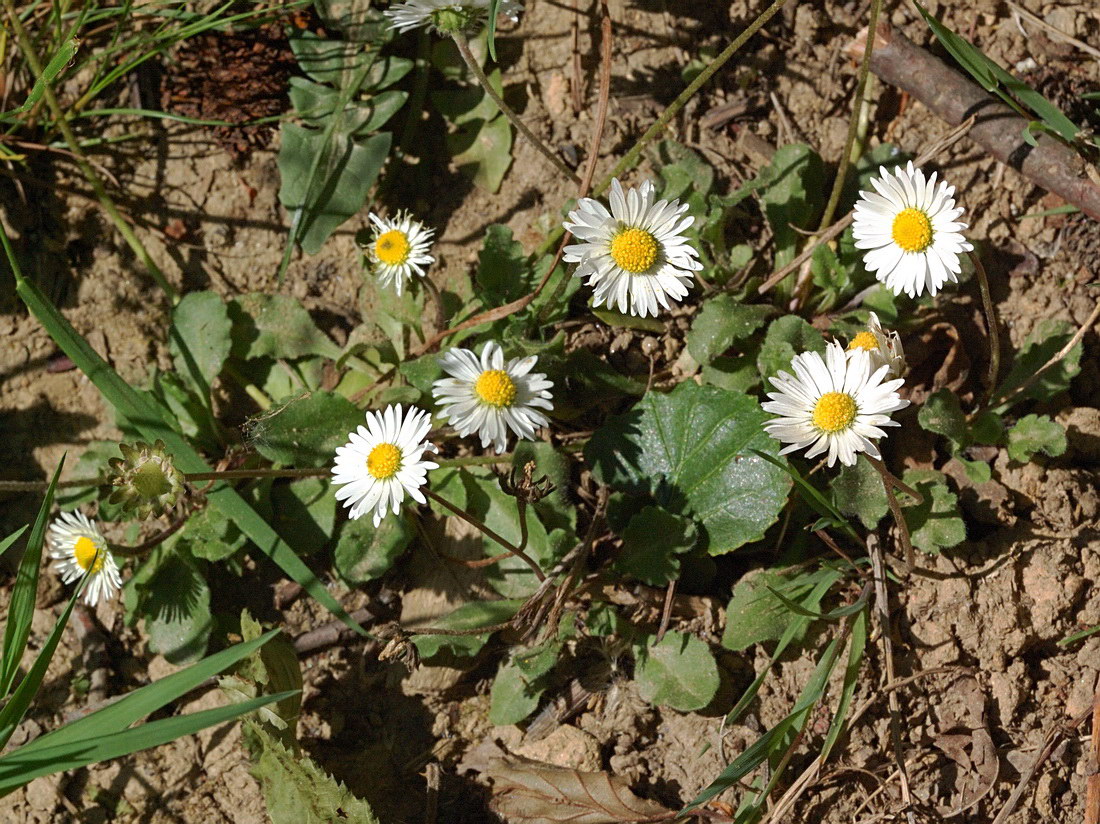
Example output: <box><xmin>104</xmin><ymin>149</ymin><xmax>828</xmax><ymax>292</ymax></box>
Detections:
<box><xmin>1006</xmin><ymin>1</ymin><xmax>1100</xmax><ymax>61</ymax></box>
<box><xmin>1086</xmin><ymin>677</ymin><xmax>1100</xmax><ymax>824</ymax></box>
<box><xmin>969</xmin><ymin>251</ymin><xmax>1001</xmax><ymax>409</ymax></box>
<box><xmin>424</xmin><ymin>489</ymin><xmax>545</xmax><ymax>582</ymax></box>
<box><xmin>871</xmin><ymin>460</ymin><xmax>916</xmax><ymax>576</ymax></box>
<box><xmin>425</xmin><ymin>762</ymin><xmax>441</xmax><ymax>824</ymax></box>
<box><xmin>655</xmin><ymin>578</ymin><xmax>676</xmax><ymax>643</ymax></box>
<box><xmin>867</xmin><ymin>534</ymin><xmax>916</xmax><ymax>822</ymax></box>
<box><xmin>294</xmin><ymin>607</ymin><xmax>378</xmax><ymax>656</ymax></box>
<box><xmin>451</xmin><ymin>32</ymin><xmax>581</xmax><ymax>185</ymax></box>
<box><xmin>992</xmin><ymin>296</ymin><xmax>1100</xmax><ymax>410</ymax></box>
<box><xmin>851</xmin><ymin>23</ymin><xmax>1100</xmax><ymax>220</ymax></box>
<box><xmin>992</xmin><ymin>705</ymin><xmax>1092</xmax><ymax>824</ymax></box>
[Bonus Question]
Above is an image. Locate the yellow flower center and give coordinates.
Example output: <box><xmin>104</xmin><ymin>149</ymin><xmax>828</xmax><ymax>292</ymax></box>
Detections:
<box><xmin>374</xmin><ymin>229</ymin><xmax>411</xmax><ymax>266</ymax></box>
<box><xmin>848</xmin><ymin>331</ymin><xmax>879</xmax><ymax>352</ymax></box>
<box><xmin>74</xmin><ymin>536</ymin><xmax>105</xmax><ymax>574</ymax></box>
<box><xmin>609</xmin><ymin>227</ymin><xmax>659</xmax><ymax>274</ymax></box>
<box><xmin>891</xmin><ymin>208</ymin><xmax>933</xmax><ymax>253</ymax></box>
<box><xmin>366</xmin><ymin>443</ymin><xmax>402</xmax><ymax>479</ymax></box>
<box><xmin>474</xmin><ymin>369</ymin><xmax>517</xmax><ymax>408</ymax></box>
<box><xmin>812</xmin><ymin>392</ymin><xmax>858</xmax><ymax>433</ymax></box>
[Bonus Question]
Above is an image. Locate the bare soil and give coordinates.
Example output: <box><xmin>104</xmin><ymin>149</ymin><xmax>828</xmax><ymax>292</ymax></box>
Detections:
<box><xmin>1</xmin><ymin>1</ymin><xmax>1099</xmax><ymax>822</ymax></box>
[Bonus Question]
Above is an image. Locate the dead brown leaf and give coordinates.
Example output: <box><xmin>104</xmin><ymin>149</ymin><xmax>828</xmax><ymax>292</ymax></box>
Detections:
<box><xmin>484</xmin><ymin>754</ymin><xmax>675</xmax><ymax>824</ymax></box>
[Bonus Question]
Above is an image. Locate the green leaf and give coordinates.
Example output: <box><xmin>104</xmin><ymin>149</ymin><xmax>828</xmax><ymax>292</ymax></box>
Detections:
<box><xmin>995</xmin><ymin>319</ymin><xmax>1083</xmax><ymax>408</ymax></box>
<box><xmin>229</xmin><ymin>294</ymin><xmax>341</xmax><ymax>361</ymax></box>
<box><xmin>455</xmin><ymin>469</ymin><xmax>569</xmax><ymax>597</ymax></box>
<box><xmin>0</xmin><ymin>571</ymin><xmax>83</xmax><ymax>750</ymax></box>
<box><xmin>17</xmin><ymin>630</ymin><xmax>283</xmax><ymax>757</ymax></box>
<box><xmin>142</xmin><ymin>551</ymin><xmax>213</xmax><ymax>664</ymax></box>
<box><xmin>0</xmin><ymin>692</ymin><xmax>294</xmax><ymax>797</ymax></box>
<box><xmin>0</xmin><ymin>460</ymin><xmax>63</xmax><ymax>699</ymax></box>
<box><xmin>447</xmin><ymin>114</ymin><xmax>513</xmax><ymax>193</ymax></box>
<box><xmin>756</xmin><ymin>144</ymin><xmax>824</xmax><ymax>268</ymax></box>
<box><xmin>249</xmin><ymin>391</ymin><xmax>364</xmax><ymax>467</ymax></box>
<box><xmin>686</xmin><ymin>297</ymin><xmax>773</xmax><ymax>364</ymax></box>
<box><xmin>915</xmin><ymin>3</ymin><xmax>1080</xmax><ymax>144</ymax></box>
<box><xmin>489</xmin><ymin>651</ymin><xmax>553</xmax><ymax>727</ymax></box>
<box><xmin>313</xmin><ymin>0</ymin><xmax>392</xmax><ymax>44</ymax></box>
<box><xmin>477</xmin><ymin>224</ymin><xmax>532</xmax><ymax>306</ymax></box>
<box><xmin>278</xmin><ymin>123</ymin><xmax>391</xmax><ymax>256</ymax></box>
<box><xmin>586</xmin><ymin>383</ymin><xmax>791</xmax><ymax>555</ymax></box>
<box><xmin>831</xmin><ymin>458</ymin><xmax>888</xmax><ymax>530</ymax></box>
<box><xmin>0</xmin><ymin>527</ymin><xmax>27</xmax><ymax>562</ymax></box>
<box><xmin>613</xmin><ymin>506</ymin><xmax>697</xmax><ymax>586</ymax></box>
<box><xmin>900</xmin><ymin>470</ymin><xmax>966</xmax><ymax>553</ymax></box>
<box><xmin>180</xmin><ymin>505</ymin><xmax>247</xmax><ymax>563</ymax></box>
<box><xmin>634</xmin><ymin>631</ymin><xmax>719</xmax><ymax>712</ymax></box>
<box><xmin>268</xmin><ymin>478</ymin><xmax>337</xmax><ymax>551</ymax></box>
<box><xmin>1006</xmin><ymin>414</ymin><xmax>1067</xmax><ymax>463</ymax></box>
<box><xmin>918</xmin><ymin>389</ymin><xmax>970</xmax><ymax>448</ymax></box>
<box><xmin>757</xmin><ymin>315</ymin><xmax>826</xmax><ymax>381</ymax></box>
<box><xmin>657</xmin><ymin>141</ymin><xmax>714</xmax><ymax>201</ymax></box>
<box><xmin>14</xmin><ymin>37</ymin><xmax>78</xmax><ymax>114</ymax></box>
<box><xmin>970</xmin><ymin>410</ymin><xmax>1005</xmax><ymax>445</ymax></box>
<box><xmin>721</xmin><ymin>567</ymin><xmax>841</xmax><ymax>652</ymax></box>
<box><xmin>245</xmin><ymin>723</ymin><xmax>379</xmax><ymax>824</ymax></box>
<box><xmin>333</xmin><ymin>512</ymin><xmax>414</xmax><ymax>584</ymax></box>
<box><xmin>510</xmin><ymin>441</ymin><xmax>577</xmax><ymax>533</ymax></box>
<box><xmin>411</xmin><ymin>600</ymin><xmax>523</xmax><ymax>659</ymax></box>
<box><xmin>169</xmin><ymin>291</ymin><xmax>232</xmax><ymax>393</ymax></box>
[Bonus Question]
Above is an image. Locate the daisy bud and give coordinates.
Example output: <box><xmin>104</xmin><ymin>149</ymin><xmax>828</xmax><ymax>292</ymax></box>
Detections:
<box><xmin>108</xmin><ymin>440</ymin><xmax>185</xmax><ymax>519</ymax></box>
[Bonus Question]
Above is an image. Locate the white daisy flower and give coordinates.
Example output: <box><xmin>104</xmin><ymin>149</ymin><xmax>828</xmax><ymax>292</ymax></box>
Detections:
<box><xmin>563</xmin><ymin>178</ymin><xmax>702</xmax><ymax>318</ymax></box>
<box><xmin>432</xmin><ymin>340</ymin><xmax>554</xmax><ymax>453</ymax></box>
<box><xmin>364</xmin><ymin>211</ymin><xmax>435</xmax><ymax>296</ymax></box>
<box><xmin>47</xmin><ymin>511</ymin><xmax>122</xmax><ymax>607</ymax></box>
<box><xmin>384</xmin><ymin>0</ymin><xmax>522</xmax><ymax>35</ymax></box>
<box><xmin>847</xmin><ymin>311</ymin><xmax>906</xmax><ymax>380</ymax></box>
<box><xmin>332</xmin><ymin>404</ymin><xmax>439</xmax><ymax>526</ymax></box>
<box><xmin>762</xmin><ymin>341</ymin><xmax>909</xmax><ymax>468</ymax></box>
<box><xmin>852</xmin><ymin>161</ymin><xmax>973</xmax><ymax>298</ymax></box>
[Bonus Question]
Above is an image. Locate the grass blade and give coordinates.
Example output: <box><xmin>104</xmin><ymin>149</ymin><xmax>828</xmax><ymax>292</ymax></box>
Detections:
<box><xmin>915</xmin><ymin>2</ymin><xmax>1080</xmax><ymax>144</ymax></box>
<box><xmin>486</xmin><ymin>0</ymin><xmax>501</xmax><ymax>61</ymax></box>
<box><xmin>0</xmin><ymin>574</ymin><xmax>85</xmax><ymax>750</ymax></box>
<box><xmin>12</xmin><ymin>36</ymin><xmax>79</xmax><ymax>114</ymax></box>
<box><xmin>0</xmin><ymin>691</ymin><xmax>297</xmax><ymax>796</ymax></box>
<box><xmin>725</xmin><ymin>569</ymin><xmax>842</xmax><ymax>726</ymax></box>
<box><xmin>686</xmin><ymin>636</ymin><xmax>844</xmax><ymax>813</ymax></box>
<box><xmin>1</xmin><ymin>228</ymin><xmax>366</xmax><ymax>637</ymax></box>
<box><xmin>820</xmin><ymin>607</ymin><xmax>867</xmax><ymax>760</ymax></box>
<box><xmin>0</xmin><ymin>526</ymin><xmax>28</xmax><ymax>562</ymax></box>
<box><xmin>17</xmin><ymin>629</ymin><xmax>282</xmax><ymax>756</ymax></box>
<box><xmin>0</xmin><ymin>460</ymin><xmax>64</xmax><ymax>699</ymax></box>
<box><xmin>752</xmin><ymin>450</ymin><xmax>860</xmax><ymax>542</ymax></box>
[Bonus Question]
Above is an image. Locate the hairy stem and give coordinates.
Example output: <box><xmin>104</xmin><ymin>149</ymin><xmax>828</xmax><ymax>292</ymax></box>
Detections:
<box><xmin>451</xmin><ymin>31</ymin><xmax>580</xmax><ymax>185</ymax></box>
<box><xmin>424</xmin><ymin>489</ymin><xmax>546</xmax><ymax>582</ymax></box>
<box><xmin>595</xmin><ymin>0</ymin><xmax>793</xmax><ymax>195</ymax></box>
<box><xmin>970</xmin><ymin>251</ymin><xmax>1001</xmax><ymax>410</ymax></box>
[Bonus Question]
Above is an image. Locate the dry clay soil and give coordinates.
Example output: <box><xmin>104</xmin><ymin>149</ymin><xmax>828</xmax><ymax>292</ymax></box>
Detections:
<box><xmin>1</xmin><ymin>0</ymin><xmax>1100</xmax><ymax>822</ymax></box>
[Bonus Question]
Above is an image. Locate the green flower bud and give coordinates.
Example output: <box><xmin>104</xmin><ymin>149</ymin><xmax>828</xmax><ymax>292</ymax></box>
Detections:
<box><xmin>430</xmin><ymin>7</ymin><xmax>478</xmax><ymax>33</ymax></box>
<box><xmin>108</xmin><ymin>440</ymin><xmax>185</xmax><ymax>518</ymax></box>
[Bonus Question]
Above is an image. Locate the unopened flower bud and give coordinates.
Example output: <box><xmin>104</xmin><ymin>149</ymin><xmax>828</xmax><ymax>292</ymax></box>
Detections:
<box><xmin>108</xmin><ymin>440</ymin><xmax>185</xmax><ymax>518</ymax></box>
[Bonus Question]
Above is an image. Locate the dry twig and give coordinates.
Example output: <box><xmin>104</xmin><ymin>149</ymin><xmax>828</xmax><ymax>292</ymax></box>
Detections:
<box><xmin>851</xmin><ymin>24</ymin><xmax>1100</xmax><ymax>220</ymax></box>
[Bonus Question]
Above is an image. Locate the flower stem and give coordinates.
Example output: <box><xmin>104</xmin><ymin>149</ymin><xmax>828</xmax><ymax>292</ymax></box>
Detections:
<box><xmin>595</xmin><ymin>0</ymin><xmax>792</xmax><ymax>196</ymax></box>
<box><xmin>970</xmin><ymin>250</ymin><xmax>1001</xmax><ymax>410</ymax></box>
<box><xmin>424</xmin><ymin>488</ymin><xmax>546</xmax><ymax>582</ymax></box>
<box><xmin>451</xmin><ymin>31</ymin><xmax>581</xmax><ymax>186</ymax></box>
<box><xmin>818</xmin><ymin>0</ymin><xmax>883</xmax><ymax>231</ymax></box>
<box><xmin>867</xmin><ymin>457</ymin><xmax>915</xmax><ymax>574</ymax></box>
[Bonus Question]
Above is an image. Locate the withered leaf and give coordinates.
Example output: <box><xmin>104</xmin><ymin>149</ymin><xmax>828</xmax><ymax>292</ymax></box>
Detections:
<box><xmin>486</xmin><ymin>755</ymin><xmax>674</xmax><ymax>824</ymax></box>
